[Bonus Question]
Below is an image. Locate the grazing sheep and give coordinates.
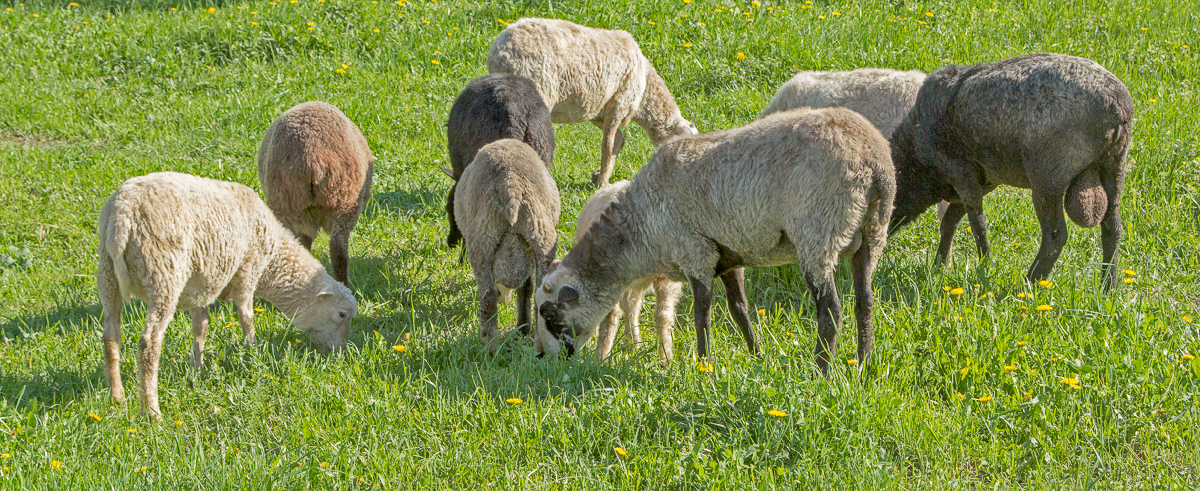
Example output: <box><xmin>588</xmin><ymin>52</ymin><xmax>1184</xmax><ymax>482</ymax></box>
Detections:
<box><xmin>443</xmin><ymin>73</ymin><xmax>555</xmax><ymax>249</ymax></box>
<box><xmin>536</xmin><ymin>107</ymin><xmax>895</xmax><ymax>374</ymax></box>
<box><xmin>569</xmin><ymin>180</ymin><xmax>683</xmax><ymax>364</ymax></box>
<box><xmin>454</xmin><ymin>139</ymin><xmax>561</xmax><ymax>351</ymax></box>
<box><xmin>258</xmin><ymin>101</ymin><xmax>374</xmax><ymax>288</ymax></box>
<box><xmin>759</xmin><ymin>68</ymin><xmax>926</xmax><ymax>140</ymax></box>
<box><xmin>96</xmin><ymin>172</ymin><xmax>357</xmax><ymax>421</ymax></box>
<box><xmin>887</xmin><ymin>53</ymin><xmax>1133</xmax><ymax>290</ymax></box>
<box><xmin>487</xmin><ymin>17</ymin><xmax>699</xmax><ymax>187</ymax></box>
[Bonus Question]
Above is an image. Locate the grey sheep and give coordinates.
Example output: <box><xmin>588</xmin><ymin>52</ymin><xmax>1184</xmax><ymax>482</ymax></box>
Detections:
<box><xmin>887</xmin><ymin>53</ymin><xmax>1133</xmax><ymax>290</ymax></box>
<box><xmin>97</xmin><ymin>172</ymin><xmax>357</xmax><ymax>421</ymax></box>
<box><xmin>536</xmin><ymin>107</ymin><xmax>895</xmax><ymax>374</ymax></box>
<box><xmin>258</xmin><ymin>101</ymin><xmax>374</xmax><ymax>288</ymax></box>
<box><xmin>487</xmin><ymin>17</ymin><xmax>698</xmax><ymax>187</ymax></box>
<box><xmin>573</xmin><ymin>180</ymin><xmax>682</xmax><ymax>364</ymax></box>
<box><xmin>443</xmin><ymin>73</ymin><xmax>555</xmax><ymax>249</ymax></box>
<box><xmin>454</xmin><ymin>139</ymin><xmax>561</xmax><ymax>352</ymax></box>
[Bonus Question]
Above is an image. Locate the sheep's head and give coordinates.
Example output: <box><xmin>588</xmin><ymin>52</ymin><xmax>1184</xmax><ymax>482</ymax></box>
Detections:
<box><xmin>887</xmin><ymin>128</ymin><xmax>957</xmax><ymax>235</ymax></box>
<box><xmin>292</xmin><ymin>280</ymin><xmax>357</xmax><ymax>353</ymax></box>
<box><xmin>672</xmin><ymin>117</ymin><xmax>699</xmax><ymax>138</ymax></box>
<box><xmin>535</xmin><ymin>264</ymin><xmax>606</xmax><ymax>359</ymax></box>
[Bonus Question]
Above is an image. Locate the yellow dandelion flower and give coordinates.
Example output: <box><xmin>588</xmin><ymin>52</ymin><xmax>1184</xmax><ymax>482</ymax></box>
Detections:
<box><xmin>942</xmin><ymin>286</ymin><xmax>951</xmax><ymax>291</ymax></box>
<box><xmin>89</xmin><ymin>413</ymin><xmax>102</xmax><ymax>422</ymax></box>
<box><xmin>697</xmin><ymin>361</ymin><xmax>713</xmax><ymax>373</ymax></box>
<box><xmin>320</xmin><ymin>462</ymin><xmax>330</xmax><ymax>469</ymax></box>
<box><xmin>374</xmin><ymin>29</ymin><xmax>380</xmax><ymax>32</ymax></box>
<box><xmin>207</xmin><ymin>7</ymin><xmax>215</xmax><ymax>13</ymax></box>
<box><xmin>137</xmin><ymin>466</ymin><xmax>148</xmax><ymax>473</ymax></box>
<box><xmin>1038</xmin><ymin>280</ymin><xmax>1053</xmax><ymax>288</ymax></box>
<box><xmin>1036</xmin><ymin>304</ymin><xmax>1052</xmax><ymax>311</ymax></box>
<box><xmin>917</xmin><ymin>20</ymin><xmax>927</xmax><ymax>25</ymax></box>
<box><xmin>31</xmin><ymin>13</ymin><xmax>37</xmax><ymax>17</ymax></box>
<box><xmin>497</xmin><ymin>18</ymin><xmax>508</xmax><ymax>25</ymax></box>
<box><xmin>987</xmin><ymin>8</ymin><xmax>998</xmax><ymax>12</ymax></box>
<box><xmin>506</xmin><ymin>397</ymin><xmax>522</xmax><ymax>404</ymax></box>
<box><xmin>1002</xmin><ymin>365</ymin><xmax>1017</xmax><ymax>372</ymax></box>
<box><xmin>817</xmin><ymin>15</ymin><xmax>825</xmax><ymax>19</ymax></box>
<box><xmin>615</xmin><ymin>446</ymin><xmax>628</xmax><ymax>456</ymax></box>
<box><xmin>253</xmin><ymin>308</ymin><xmax>265</xmax><ymax>313</ymax></box>
<box><xmin>335</xmin><ymin>68</ymin><xmax>345</xmax><ymax>73</ymax></box>
<box><xmin>737</xmin><ymin>52</ymin><xmax>746</xmax><ymax>60</ymax></box>
<box><xmin>832</xmin><ymin>11</ymin><xmax>840</xmax><ymax>15</ymax></box>
<box><xmin>955</xmin><ymin>392</ymin><xmax>965</xmax><ymax>400</ymax></box>
<box><xmin>251</xmin><ymin>11</ymin><xmax>256</xmax><ymax>14</ymax></box>
<box><xmin>1</xmin><ymin>453</ymin><xmax>9</xmax><ymax>459</ymax></box>
<box><xmin>250</xmin><ymin>21</ymin><xmax>258</xmax><ymax>25</ymax></box>
<box><xmin>925</xmin><ymin>11</ymin><xmax>934</xmax><ymax>16</ymax></box>
<box><xmin>959</xmin><ymin>367</ymin><xmax>970</xmax><ymax>376</ymax></box>
<box><xmin>974</xmin><ymin>395</ymin><xmax>993</xmax><ymax>402</ymax></box>
<box><xmin>1017</xmin><ymin>341</ymin><xmax>1028</xmax><ymax>347</ymax></box>
<box><xmin>175</xmin><ymin>420</ymin><xmax>183</xmax><ymax>426</ymax></box>
<box><xmin>294</xmin><ymin>338</ymin><xmax>302</xmax><ymax>343</ymax></box>
<box><xmin>683</xmin><ymin>43</ymin><xmax>692</xmax><ymax>47</ymax></box>
<box><xmin>11</xmin><ymin>428</ymin><xmax>19</xmax><ymax>435</ymax></box>
<box><xmin>949</xmin><ymin>288</ymin><xmax>964</xmax><ymax>295</ymax></box>
<box><xmin>1123</xmin><ymin>278</ymin><xmax>1134</xmax><ymax>284</ymax></box>
<box><xmin>1140</xmin><ymin>27</ymin><xmax>1148</xmax><ymax>31</ymax></box>
<box><xmin>127</xmin><ymin>428</ymin><xmax>136</xmax><ymax>434</ymax></box>
<box><xmin>5</xmin><ymin>8</ymin><xmax>11</xmax><ymax>11</ymax></box>
<box><xmin>648</xmin><ymin>20</ymin><xmax>656</xmax><ymax>25</ymax></box>
<box><xmin>307</xmin><ymin>21</ymin><xmax>314</xmax><ymax>26</ymax></box>
<box><xmin>430</xmin><ymin>59</ymin><xmax>440</xmax><ymax>65</ymax></box>
<box><xmin>69</xmin><ymin>2</ymin><xmax>78</xmax><ymax>6</ymax></box>
<box><xmin>1024</xmin><ymin>392</ymin><xmax>1032</xmax><ymax>399</ymax></box>
<box><xmin>392</xmin><ymin>344</ymin><xmax>405</xmax><ymax>353</ymax></box>
<box><xmin>1017</xmin><ymin>292</ymin><xmax>1027</xmax><ymax>298</ymax></box>
<box><xmin>698</xmin><ymin>22</ymin><xmax>705</xmax><ymax>26</ymax></box>
<box><xmin>403</xmin><ymin>332</ymin><xmax>411</xmax><ymax>340</ymax></box>
<box><xmin>847</xmin><ymin>359</ymin><xmax>858</xmax><ymax>365</ymax></box>
<box><xmin>1123</xmin><ymin>269</ymin><xmax>1135</xmax><ymax>276</ymax></box>
<box><xmin>1184</xmin><ymin>316</ymin><xmax>1193</xmax><ymax>323</ymax></box>
<box><xmin>683</xmin><ymin>0</ymin><xmax>692</xmax><ymax>3</ymax></box>
<box><xmin>51</xmin><ymin>460</ymin><xmax>62</xmax><ymax>469</ymax></box>
<box><xmin>1183</xmin><ymin>354</ymin><xmax>1196</xmax><ymax>360</ymax></box>
<box><xmin>751</xmin><ymin>0</ymin><xmax>760</xmax><ymax>5</ymax></box>
<box><xmin>1050</xmin><ymin>357</ymin><xmax>1058</xmax><ymax>362</ymax></box>
<box><xmin>1060</xmin><ymin>377</ymin><xmax>1078</xmax><ymax>385</ymax></box>
<box><xmin>767</xmin><ymin>409</ymin><xmax>786</xmax><ymax>417</ymax></box>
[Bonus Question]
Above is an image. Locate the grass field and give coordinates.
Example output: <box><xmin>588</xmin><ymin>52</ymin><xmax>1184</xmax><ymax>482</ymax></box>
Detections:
<box><xmin>1</xmin><ymin>0</ymin><xmax>1198</xmax><ymax>488</ymax></box>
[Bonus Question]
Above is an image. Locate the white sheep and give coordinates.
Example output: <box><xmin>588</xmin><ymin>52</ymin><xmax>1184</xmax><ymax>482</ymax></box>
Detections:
<box><xmin>487</xmin><ymin>17</ymin><xmax>698</xmax><ymax>187</ymax></box>
<box><xmin>759</xmin><ymin>68</ymin><xmax>926</xmax><ymax>139</ymax></box>
<box><xmin>573</xmin><ymin>180</ymin><xmax>682</xmax><ymax>364</ymax></box>
<box><xmin>454</xmin><ymin>139</ymin><xmax>561</xmax><ymax>352</ymax></box>
<box><xmin>536</xmin><ymin>107</ymin><xmax>894</xmax><ymax>374</ymax></box>
<box><xmin>96</xmin><ymin>172</ymin><xmax>357</xmax><ymax>421</ymax></box>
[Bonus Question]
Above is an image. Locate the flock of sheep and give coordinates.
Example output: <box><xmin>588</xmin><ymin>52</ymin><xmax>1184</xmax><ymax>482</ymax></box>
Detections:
<box><xmin>91</xmin><ymin>17</ymin><xmax>1134</xmax><ymax>420</ymax></box>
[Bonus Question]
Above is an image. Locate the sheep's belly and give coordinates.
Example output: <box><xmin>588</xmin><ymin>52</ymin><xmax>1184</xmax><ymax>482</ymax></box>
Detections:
<box><xmin>729</xmin><ymin>235</ymin><xmax>799</xmax><ymax>270</ymax></box>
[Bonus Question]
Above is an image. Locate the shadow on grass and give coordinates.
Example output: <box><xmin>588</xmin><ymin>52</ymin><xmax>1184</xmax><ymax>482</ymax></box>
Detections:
<box><xmin>0</xmin><ymin>367</ymin><xmax>103</xmax><ymax>409</ymax></box>
<box><xmin>370</xmin><ymin>185</ymin><xmax>445</xmax><ymax>221</ymax></box>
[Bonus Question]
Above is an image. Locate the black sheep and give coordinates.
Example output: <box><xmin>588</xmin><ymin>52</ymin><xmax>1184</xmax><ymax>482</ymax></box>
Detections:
<box><xmin>444</xmin><ymin>73</ymin><xmax>555</xmax><ymax>248</ymax></box>
<box><xmin>888</xmin><ymin>53</ymin><xmax>1133</xmax><ymax>291</ymax></box>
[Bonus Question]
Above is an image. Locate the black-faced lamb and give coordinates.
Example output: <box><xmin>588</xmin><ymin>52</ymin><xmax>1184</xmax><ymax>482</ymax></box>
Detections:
<box><xmin>759</xmin><ymin>68</ymin><xmax>926</xmax><ymax>140</ymax></box>
<box><xmin>96</xmin><ymin>172</ymin><xmax>357</xmax><ymax>421</ymax></box>
<box><xmin>887</xmin><ymin>53</ymin><xmax>1133</xmax><ymax>290</ymax></box>
<box><xmin>536</xmin><ymin>107</ymin><xmax>895</xmax><ymax>374</ymax></box>
<box><xmin>258</xmin><ymin>101</ymin><xmax>374</xmax><ymax>288</ymax></box>
<box><xmin>572</xmin><ymin>180</ymin><xmax>682</xmax><ymax>364</ymax></box>
<box><xmin>487</xmin><ymin>17</ymin><xmax>698</xmax><ymax>187</ymax></box>
<box><xmin>443</xmin><ymin>73</ymin><xmax>555</xmax><ymax>249</ymax></box>
<box><xmin>454</xmin><ymin>139</ymin><xmax>560</xmax><ymax>352</ymax></box>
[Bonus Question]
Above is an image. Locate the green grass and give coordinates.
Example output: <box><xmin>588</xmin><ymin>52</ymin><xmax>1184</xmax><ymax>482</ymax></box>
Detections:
<box><xmin>1</xmin><ymin>0</ymin><xmax>1198</xmax><ymax>488</ymax></box>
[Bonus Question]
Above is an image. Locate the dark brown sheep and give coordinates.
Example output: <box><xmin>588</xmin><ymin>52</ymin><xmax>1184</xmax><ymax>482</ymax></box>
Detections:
<box><xmin>258</xmin><ymin>101</ymin><xmax>374</xmax><ymax>288</ymax></box>
<box><xmin>444</xmin><ymin>73</ymin><xmax>555</xmax><ymax>248</ymax></box>
<box><xmin>888</xmin><ymin>53</ymin><xmax>1133</xmax><ymax>291</ymax></box>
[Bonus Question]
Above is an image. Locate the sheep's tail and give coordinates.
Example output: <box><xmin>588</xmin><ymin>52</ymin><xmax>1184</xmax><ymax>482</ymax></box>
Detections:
<box><xmin>869</xmin><ymin>161</ymin><xmax>897</xmax><ymax>238</ymax></box>
<box><xmin>493</xmin><ymin>232</ymin><xmax>531</xmax><ymax>293</ymax></box>
<box><xmin>97</xmin><ymin>202</ymin><xmax>134</xmax><ymax>302</ymax></box>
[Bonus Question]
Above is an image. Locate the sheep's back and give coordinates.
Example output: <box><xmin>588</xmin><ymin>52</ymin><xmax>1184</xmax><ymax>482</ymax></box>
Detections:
<box><xmin>101</xmin><ymin>172</ymin><xmax>279</xmax><ymax>308</ymax></box>
<box><xmin>454</xmin><ymin>140</ymin><xmax>561</xmax><ymax>252</ymax></box>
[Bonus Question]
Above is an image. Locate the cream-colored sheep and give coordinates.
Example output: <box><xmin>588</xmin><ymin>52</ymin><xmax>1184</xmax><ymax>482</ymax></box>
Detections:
<box><xmin>574</xmin><ymin>180</ymin><xmax>681</xmax><ymax>364</ymax></box>
<box><xmin>454</xmin><ymin>140</ymin><xmax>561</xmax><ymax>352</ymax></box>
<box><xmin>536</xmin><ymin>108</ymin><xmax>894</xmax><ymax>374</ymax></box>
<box><xmin>96</xmin><ymin>172</ymin><xmax>357</xmax><ymax>421</ymax></box>
<box><xmin>759</xmin><ymin>68</ymin><xmax>926</xmax><ymax>139</ymax></box>
<box><xmin>487</xmin><ymin>17</ymin><xmax>698</xmax><ymax>187</ymax></box>
<box><xmin>258</xmin><ymin>101</ymin><xmax>374</xmax><ymax>288</ymax></box>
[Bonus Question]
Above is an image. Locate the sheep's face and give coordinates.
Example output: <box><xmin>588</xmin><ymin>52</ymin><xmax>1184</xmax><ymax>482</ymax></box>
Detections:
<box><xmin>888</xmin><ymin>143</ymin><xmax>955</xmax><ymax>235</ymax></box>
<box><xmin>293</xmin><ymin>284</ymin><xmax>357</xmax><ymax>353</ymax></box>
<box><xmin>535</xmin><ymin>266</ymin><xmax>602</xmax><ymax>359</ymax></box>
<box><xmin>673</xmin><ymin>118</ymin><xmax>699</xmax><ymax>137</ymax></box>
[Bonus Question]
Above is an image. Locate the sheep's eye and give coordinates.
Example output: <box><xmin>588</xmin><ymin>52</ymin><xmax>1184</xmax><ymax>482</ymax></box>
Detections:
<box><xmin>338</xmin><ymin>312</ymin><xmax>348</xmax><ymax>320</ymax></box>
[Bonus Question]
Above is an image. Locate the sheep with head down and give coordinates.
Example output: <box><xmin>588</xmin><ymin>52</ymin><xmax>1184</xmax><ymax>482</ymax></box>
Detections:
<box><xmin>536</xmin><ymin>107</ymin><xmax>894</xmax><ymax>374</ymax></box>
<box><xmin>887</xmin><ymin>53</ymin><xmax>1133</xmax><ymax>290</ymax></box>
<box><xmin>96</xmin><ymin>172</ymin><xmax>357</xmax><ymax>421</ymax></box>
<box><xmin>487</xmin><ymin>17</ymin><xmax>698</xmax><ymax>187</ymax></box>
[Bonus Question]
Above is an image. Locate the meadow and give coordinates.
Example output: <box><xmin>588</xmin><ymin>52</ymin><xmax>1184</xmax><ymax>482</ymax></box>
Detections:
<box><xmin>1</xmin><ymin>0</ymin><xmax>1198</xmax><ymax>488</ymax></box>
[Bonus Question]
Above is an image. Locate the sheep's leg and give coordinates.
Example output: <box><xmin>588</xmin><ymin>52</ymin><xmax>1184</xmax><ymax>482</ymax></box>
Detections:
<box><xmin>329</xmin><ymin>218</ymin><xmax>356</xmax><ymax>288</ymax></box>
<box><xmin>470</xmin><ymin>260</ymin><xmax>501</xmax><ymax>352</ymax></box>
<box><xmin>936</xmin><ymin>203</ymin><xmax>967</xmax><ymax>264</ymax></box>
<box><xmin>688</xmin><ymin>277</ymin><xmax>714</xmax><ymax>360</ymax></box>
<box><xmin>230</xmin><ymin>288</ymin><xmax>257</xmax><ymax>345</ymax></box>
<box><xmin>720</xmin><ymin>268</ymin><xmax>760</xmax><ymax>355</ymax></box>
<box><xmin>850</xmin><ymin>236</ymin><xmax>880</xmax><ymax>372</ymax></box>
<box><xmin>445</xmin><ymin>185</ymin><xmax>463</xmax><ymax>248</ymax></box>
<box><xmin>138</xmin><ymin>296</ymin><xmax>179</xmax><ymax>422</ymax></box>
<box><xmin>1027</xmin><ymin>185</ymin><xmax>1070</xmax><ymax>284</ymax></box>
<box><xmin>622</xmin><ymin>290</ymin><xmax>643</xmax><ymax>348</ymax></box>
<box><xmin>592</xmin><ymin>117</ymin><xmax>623</xmax><ymax>187</ymax></box>
<box><xmin>516</xmin><ymin>276</ymin><xmax>533</xmax><ymax>336</ymax></box>
<box><xmin>297</xmin><ymin>233</ymin><xmax>315</xmax><ymax>251</ymax></box>
<box><xmin>805</xmin><ymin>272</ymin><xmax>841</xmax><ymax>376</ymax></box>
<box><xmin>594</xmin><ymin>306</ymin><xmax>622</xmax><ymax>361</ymax></box>
<box><xmin>1098</xmin><ymin>151</ymin><xmax>1126</xmax><ymax>292</ymax></box>
<box><xmin>97</xmin><ymin>260</ymin><xmax>126</xmax><ymax>405</ymax></box>
<box><xmin>653</xmin><ymin>279</ymin><xmax>682</xmax><ymax>364</ymax></box>
<box><xmin>942</xmin><ymin>162</ymin><xmax>991</xmax><ymax>257</ymax></box>
<box><xmin>189</xmin><ymin>307</ymin><xmax>209</xmax><ymax>371</ymax></box>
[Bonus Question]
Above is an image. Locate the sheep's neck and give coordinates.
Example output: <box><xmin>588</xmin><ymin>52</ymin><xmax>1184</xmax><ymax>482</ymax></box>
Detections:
<box><xmin>632</xmin><ymin>67</ymin><xmax>679</xmax><ymax>145</ymax></box>
<box><xmin>256</xmin><ymin>238</ymin><xmax>322</xmax><ymax>319</ymax></box>
<box><xmin>565</xmin><ymin>200</ymin><xmax>660</xmax><ymax>302</ymax></box>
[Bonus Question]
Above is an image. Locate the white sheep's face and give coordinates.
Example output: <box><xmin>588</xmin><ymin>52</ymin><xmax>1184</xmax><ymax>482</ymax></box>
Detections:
<box><xmin>535</xmin><ymin>266</ymin><xmax>600</xmax><ymax>359</ymax></box>
<box><xmin>292</xmin><ymin>284</ymin><xmax>357</xmax><ymax>353</ymax></box>
<box><xmin>673</xmin><ymin>118</ymin><xmax>699</xmax><ymax>137</ymax></box>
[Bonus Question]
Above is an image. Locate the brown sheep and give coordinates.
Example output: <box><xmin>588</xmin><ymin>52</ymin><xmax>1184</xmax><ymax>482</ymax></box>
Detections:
<box><xmin>258</xmin><ymin>101</ymin><xmax>374</xmax><ymax>287</ymax></box>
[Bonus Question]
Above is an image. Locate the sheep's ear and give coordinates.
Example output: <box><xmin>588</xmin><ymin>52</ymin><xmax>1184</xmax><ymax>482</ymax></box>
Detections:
<box><xmin>557</xmin><ymin>285</ymin><xmax>579</xmax><ymax>303</ymax></box>
<box><xmin>317</xmin><ymin>292</ymin><xmax>334</xmax><ymax>300</ymax></box>
<box><xmin>439</xmin><ymin>165</ymin><xmax>454</xmax><ymax>179</ymax></box>
<box><xmin>542</xmin><ymin>282</ymin><xmax>552</xmax><ymax>294</ymax></box>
